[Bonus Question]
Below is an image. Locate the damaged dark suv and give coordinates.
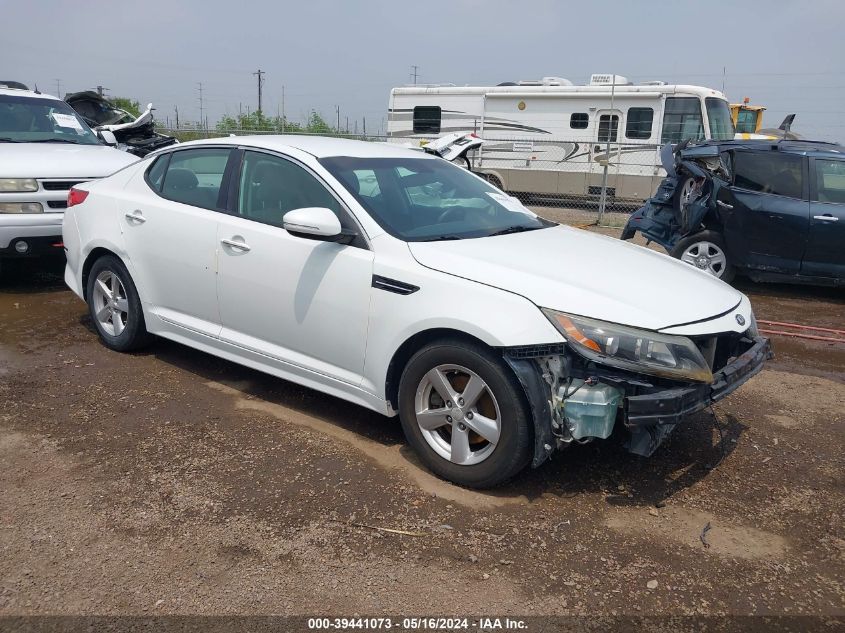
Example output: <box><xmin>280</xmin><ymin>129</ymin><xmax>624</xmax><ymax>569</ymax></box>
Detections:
<box><xmin>622</xmin><ymin>140</ymin><xmax>845</xmax><ymax>285</ymax></box>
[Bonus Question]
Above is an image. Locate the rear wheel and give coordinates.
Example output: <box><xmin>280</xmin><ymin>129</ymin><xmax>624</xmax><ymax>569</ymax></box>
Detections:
<box><xmin>398</xmin><ymin>339</ymin><xmax>532</xmax><ymax>488</ymax></box>
<box><xmin>86</xmin><ymin>255</ymin><xmax>153</xmax><ymax>351</ymax></box>
<box><xmin>671</xmin><ymin>230</ymin><xmax>735</xmax><ymax>282</ymax></box>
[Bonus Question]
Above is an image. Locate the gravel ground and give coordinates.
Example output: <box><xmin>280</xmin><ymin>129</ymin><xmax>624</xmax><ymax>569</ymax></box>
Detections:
<box><xmin>0</xmin><ymin>212</ymin><xmax>843</xmax><ymax>624</ymax></box>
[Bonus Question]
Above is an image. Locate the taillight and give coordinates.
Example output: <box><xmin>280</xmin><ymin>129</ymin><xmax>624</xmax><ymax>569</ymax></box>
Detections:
<box><xmin>67</xmin><ymin>188</ymin><xmax>89</xmax><ymax>208</ymax></box>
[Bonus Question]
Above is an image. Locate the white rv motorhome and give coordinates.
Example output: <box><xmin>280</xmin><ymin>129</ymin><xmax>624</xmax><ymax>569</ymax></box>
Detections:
<box><xmin>388</xmin><ymin>74</ymin><xmax>736</xmax><ymax>204</ymax></box>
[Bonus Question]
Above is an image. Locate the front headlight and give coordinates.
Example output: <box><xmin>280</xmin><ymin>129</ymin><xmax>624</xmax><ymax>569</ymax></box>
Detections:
<box><xmin>0</xmin><ymin>202</ymin><xmax>43</xmax><ymax>214</ymax></box>
<box><xmin>542</xmin><ymin>309</ymin><xmax>713</xmax><ymax>383</ymax></box>
<box><xmin>0</xmin><ymin>178</ymin><xmax>38</xmax><ymax>192</ymax></box>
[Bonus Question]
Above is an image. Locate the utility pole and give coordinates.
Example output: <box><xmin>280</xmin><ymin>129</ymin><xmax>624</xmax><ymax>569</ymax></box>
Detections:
<box><xmin>410</xmin><ymin>65</ymin><xmax>419</xmax><ymax>84</ymax></box>
<box><xmin>597</xmin><ymin>74</ymin><xmax>617</xmax><ymax>224</ymax></box>
<box><xmin>96</xmin><ymin>85</ymin><xmax>108</xmax><ymax>97</ymax></box>
<box><xmin>281</xmin><ymin>85</ymin><xmax>285</xmax><ymax>132</ymax></box>
<box><xmin>54</xmin><ymin>79</ymin><xmax>61</xmax><ymax>98</ymax></box>
<box><xmin>197</xmin><ymin>82</ymin><xmax>204</xmax><ymax>131</ymax></box>
<box><xmin>335</xmin><ymin>105</ymin><xmax>340</xmax><ymax>132</ymax></box>
<box><xmin>363</xmin><ymin>116</ymin><xmax>366</xmax><ymax>137</ymax></box>
<box><xmin>253</xmin><ymin>69</ymin><xmax>265</xmax><ymax>113</ymax></box>
<box><xmin>346</xmin><ymin>116</ymin><xmax>349</xmax><ymax>134</ymax></box>
<box><xmin>174</xmin><ymin>105</ymin><xmax>179</xmax><ymax>129</ymax></box>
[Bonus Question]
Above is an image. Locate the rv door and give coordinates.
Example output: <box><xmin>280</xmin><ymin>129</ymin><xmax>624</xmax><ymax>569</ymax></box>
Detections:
<box><xmin>588</xmin><ymin>109</ymin><xmax>622</xmax><ymax>200</ymax></box>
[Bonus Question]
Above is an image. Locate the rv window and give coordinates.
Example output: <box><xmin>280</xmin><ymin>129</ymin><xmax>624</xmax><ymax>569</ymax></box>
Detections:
<box><xmin>661</xmin><ymin>97</ymin><xmax>704</xmax><ymax>143</ymax></box>
<box><xmin>570</xmin><ymin>113</ymin><xmax>589</xmax><ymax>129</ymax></box>
<box><xmin>598</xmin><ymin>114</ymin><xmax>619</xmax><ymax>142</ymax></box>
<box><xmin>413</xmin><ymin>106</ymin><xmax>441</xmax><ymax>134</ymax></box>
<box><xmin>625</xmin><ymin>107</ymin><xmax>653</xmax><ymax>139</ymax></box>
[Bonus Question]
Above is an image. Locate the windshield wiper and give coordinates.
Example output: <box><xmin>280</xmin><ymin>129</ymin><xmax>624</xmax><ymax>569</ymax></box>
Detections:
<box><xmin>487</xmin><ymin>225</ymin><xmax>540</xmax><ymax>237</ymax></box>
<box><xmin>420</xmin><ymin>234</ymin><xmax>463</xmax><ymax>242</ymax></box>
<box><xmin>27</xmin><ymin>138</ymin><xmax>82</xmax><ymax>144</ymax></box>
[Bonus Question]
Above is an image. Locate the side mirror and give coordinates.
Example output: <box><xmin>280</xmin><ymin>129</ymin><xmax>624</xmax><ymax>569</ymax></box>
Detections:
<box><xmin>98</xmin><ymin>130</ymin><xmax>118</xmax><ymax>146</ymax></box>
<box><xmin>283</xmin><ymin>207</ymin><xmax>343</xmax><ymax>239</ymax></box>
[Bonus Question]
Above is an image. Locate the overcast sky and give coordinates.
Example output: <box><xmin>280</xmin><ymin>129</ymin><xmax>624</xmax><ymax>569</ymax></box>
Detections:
<box><xmin>5</xmin><ymin>0</ymin><xmax>844</xmax><ymax>140</ymax></box>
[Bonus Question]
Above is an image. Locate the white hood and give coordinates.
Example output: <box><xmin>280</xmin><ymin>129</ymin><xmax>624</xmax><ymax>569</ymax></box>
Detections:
<box><xmin>408</xmin><ymin>225</ymin><xmax>743</xmax><ymax>332</ymax></box>
<box><xmin>0</xmin><ymin>143</ymin><xmax>138</xmax><ymax>178</ymax></box>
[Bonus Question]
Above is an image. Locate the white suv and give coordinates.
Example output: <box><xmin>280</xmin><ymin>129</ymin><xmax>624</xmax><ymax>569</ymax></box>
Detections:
<box><xmin>0</xmin><ymin>84</ymin><xmax>137</xmax><ymax>272</ymax></box>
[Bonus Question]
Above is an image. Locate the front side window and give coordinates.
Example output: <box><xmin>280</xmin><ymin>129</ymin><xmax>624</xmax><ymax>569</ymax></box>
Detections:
<box><xmin>598</xmin><ymin>114</ymin><xmax>619</xmax><ymax>142</ymax></box>
<box><xmin>0</xmin><ymin>94</ymin><xmax>100</xmax><ymax>144</ymax></box>
<box><xmin>626</xmin><ymin>107</ymin><xmax>654</xmax><ymax>139</ymax></box>
<box><xmin>733</xmin><ymin>151</ymin><xmax>804</xmax><ymax>199</ymax></box>
<box><xmin>570</xmin><ymin>112</ymin><xmax>589</xmax><ymax>129</ymax></box>
<box><xmin>413</xmin><ymin>106</ymin><xmax>441</xmax><ymax>134</ymax></box>
<box><xmin>661</xmin><ymin>97</ymin><xmax>704</xmax><ymax>144</ymax></box>
<box><xmin>319</xmin><ymin>156</ymin><xmax>551</xmax><ymax>241</ymax></box>
<box><xmin>160</xmin><ymin>148</ymin><xmax>231</xmax><ymax>210</ymax></box>
<box><xmin>237</xmin><ymin>150</ymin><xmax>345</xmax><ymax>228</ymax></box>
<box><xmin>705</xmin><ymin>98</ymin><xmax>735</xmax><ymax>141</ymax></box>
<box><xmin>813</xmin><ymin>159</ymin><xmax>845</xmax><ymax>203</ymax></box>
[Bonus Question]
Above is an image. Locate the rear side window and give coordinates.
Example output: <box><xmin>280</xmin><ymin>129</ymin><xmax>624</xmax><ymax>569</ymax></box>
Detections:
<box><xmin>160</xmin><ymin>148</ymin><xmax>232</xmax><ymax>210</ymax></box>
<box><xmin>570</xmin><ymin>113</ymin><xmax>589</xmax><ymax>129</ymax></box>
<box><xmin>413</xmin><ymin>106</ymin><xmax>441</xmax><ymax>134</ymax></box>
<box><xmin>813</xmin><ymin>159</ymin><xmax>845</xmax><ymax>203</ymax></box>
<box><xmin>626</xmin><ymin>107</ymin><xmax>654</xmax><ymax>139</ymax></box>
<box><xmin>733</xmin><ymin>151</ymin><xmax>804</xmax><ymax>199</ymax></box>
<box><xmin>145</xmin><ymin>154</ymin><xmax>169</xmax><ymax>192</ymax></box>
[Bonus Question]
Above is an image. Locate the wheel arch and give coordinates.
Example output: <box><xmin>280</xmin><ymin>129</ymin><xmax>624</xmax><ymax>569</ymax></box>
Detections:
<box><xmin>384</xmin><ymin>328</ymin><xmax>495</xmax><ymax>411</ymax></box>
<box><xmin>81</xmin><ymin>246</ymin><xmax>123</xmax><ymax>299</ymax></box>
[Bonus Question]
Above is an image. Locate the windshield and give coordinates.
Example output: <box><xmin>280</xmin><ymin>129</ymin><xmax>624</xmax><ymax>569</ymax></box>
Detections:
<box><xmin>0</xmin><ymin>94</ymin><xmax>100</xmax><ymax>144</ymax></box>
<box><xmin>319</xmin><ymin>156</ymin><xmax>552</xmax><ymax>241</ymax></box>
<box><xmin>705</xmin><ymin>98</ymin><xmax>735</xmax><ymax>141</ymax></box>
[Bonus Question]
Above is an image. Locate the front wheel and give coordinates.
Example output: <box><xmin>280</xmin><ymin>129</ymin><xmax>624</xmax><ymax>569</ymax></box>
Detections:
<box><xmin>671</xmin><ymin>230</ymin><xmax>735</xmax><ymax>282</ymax></box>
<box><xmin>398</xmin><ymin>340</ymin><xmax>532</xmax><ymax>488</ymax></box>
<box><xmin>86</xmin><ymin>255</ymin><xmax>153</xmax><ymax>351</ymax></box>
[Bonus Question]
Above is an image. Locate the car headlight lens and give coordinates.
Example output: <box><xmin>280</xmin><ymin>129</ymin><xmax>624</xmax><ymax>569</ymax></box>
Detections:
<box><xmin>542</xmin><ymin>309</ymin><xmax>714</xmax><ymax>383</ymax></box>
<box><xmin>0</xmin><ymin>202</ymin><xmax>43</xmax><ymax>214</ymax></box>
<box><xmin>0</xmin><ymin>178</ymin><xmax>38</xmax><ymax>192</ymax></box>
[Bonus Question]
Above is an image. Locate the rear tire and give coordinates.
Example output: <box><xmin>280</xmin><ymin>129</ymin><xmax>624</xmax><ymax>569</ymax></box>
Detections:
<box><xmin>85</xmin><ymin>255</ymin><xmax>153</xmax><ymax>352</ymax></box>
<box><xmin>398</xmin><ymin>339</ymin><xmax>532</xmax><ymax>488</ymax></box>
<box><xmin>671</xmin><ymin>230</ymin><xmax>735</xmax><ymax>283</ymax></box>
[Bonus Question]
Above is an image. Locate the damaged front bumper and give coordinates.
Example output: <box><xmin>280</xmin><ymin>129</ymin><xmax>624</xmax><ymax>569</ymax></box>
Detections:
<box><xmin>505</xmin><ymin>334</ymin><xmax>772</xmax><ymax>467</ymax></box>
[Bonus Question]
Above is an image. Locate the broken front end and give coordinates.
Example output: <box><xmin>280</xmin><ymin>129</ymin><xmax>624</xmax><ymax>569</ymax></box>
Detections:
<box><xmin>504</xmin><ymin>309</ymin><xmax>771</xmax><ymax>467</ymax></box>
<box><xmin>621</xmin><ymin>142</ymin><xmax>732</xmax><ymax>250</ymax></box>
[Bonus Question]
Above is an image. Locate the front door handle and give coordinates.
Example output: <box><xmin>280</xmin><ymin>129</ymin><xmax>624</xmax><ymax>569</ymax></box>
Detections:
<box><xmin>813</xmin><ymin>214</ymin><xmax>839</xmax><ymax>222</ymax></box>
<box><xmin>220</xmin><ymin>237</ymin><xmax>251</xmax><ymax>252</ymax></box>
<box><xmin>124</xmin><ymin>210</ymin><xmax>146</xmax><ymax>223</ymax></box>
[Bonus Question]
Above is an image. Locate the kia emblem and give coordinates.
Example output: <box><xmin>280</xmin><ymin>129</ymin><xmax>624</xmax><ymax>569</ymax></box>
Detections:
<box><xmin>736</xmin><ymin>314</ymin><xmax>746</xmax><ymax>326</ymax></box>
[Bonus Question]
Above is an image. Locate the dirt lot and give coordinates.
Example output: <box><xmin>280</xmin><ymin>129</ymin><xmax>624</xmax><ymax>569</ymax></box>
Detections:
<box><xmin>0</xmin><ymin>214</ymin><xmax>843</xmax><ymax>623</ymax></box>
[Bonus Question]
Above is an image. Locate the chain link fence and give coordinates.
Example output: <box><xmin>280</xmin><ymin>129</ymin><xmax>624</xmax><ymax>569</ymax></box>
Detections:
<box><xmin>157</xmin><ymin>127</ymin><xmax>653</xmax><ymax>220</ymax></box>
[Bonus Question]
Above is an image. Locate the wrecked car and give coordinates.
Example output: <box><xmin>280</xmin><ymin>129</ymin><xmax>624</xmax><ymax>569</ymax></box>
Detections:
<box><xmin>65</xmin><ymin>91</ymin><xmax>177</xmax><ymax>157</ymax></box>
<box><xmin>63</xmin><ymin>136</ymin><xmax>770</xmax><ymax>488</ymax></box>
<box><xmin>622</xmin><ymin>139</ymin><xmax>845</xmax><ymax>285</ymax></box>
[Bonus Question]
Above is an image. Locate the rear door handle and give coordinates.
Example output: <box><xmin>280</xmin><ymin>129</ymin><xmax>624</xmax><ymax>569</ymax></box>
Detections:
<box><xmin>220</xmin><ymin>237</ymin><xmax>251</xmax><ymax>252</ymax></box>
<box><xmin>813</xmin><ymin>214</ymin><xmax>839</xmax><ymax>222</ymax></box>
<box><xmin>124</xmin><ymin>210</ymin><xmax>146</xmax><ymax>223</ymax></box>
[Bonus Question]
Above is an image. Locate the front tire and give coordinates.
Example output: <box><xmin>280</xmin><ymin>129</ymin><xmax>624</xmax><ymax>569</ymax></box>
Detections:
<box><xmin>86</xmin><ymin>255</ymin><xmax>152</xmax><ymax>352</ymax></box>
<box><xmin>398</xmin><ymin>339</ymin><xmax>532</xmax><ymax>488</ymax></box>
<box><xmin>671</xmin><ymin>230</ymin><xmax>735</xmax><ymax>282</ymax></box>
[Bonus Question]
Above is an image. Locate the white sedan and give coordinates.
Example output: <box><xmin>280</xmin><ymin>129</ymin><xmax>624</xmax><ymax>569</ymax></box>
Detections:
<box><xmin>62</xmin><ymin>136</ymin><xmax>770</xmax><ymax>488</ymax></box>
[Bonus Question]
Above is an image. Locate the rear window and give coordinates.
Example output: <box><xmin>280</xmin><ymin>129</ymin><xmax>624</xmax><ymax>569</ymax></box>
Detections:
<box><xmin>413</xmin><ymin>106</ymin><xmax>441</xmax><ymax>134</ymax></box>
<box><xmin>158</xmin><ymin>148</ymin><xmax>232</xmax><ymax>210</ymax></box>
<box><xmin>733</xmin><ymin>151</ymin><xmax>804</xmax><ymax>199</ymax></box>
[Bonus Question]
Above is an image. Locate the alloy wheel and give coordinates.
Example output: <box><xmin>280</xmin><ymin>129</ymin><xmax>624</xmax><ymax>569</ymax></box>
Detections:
<box><xmin>92</xmin><ymin>270</ymin><xmax>129</xmax><ymax>336</ymax></box>
<box><xmin>414</xmin><ymin>364</ymin><xmax>501</xmax><ymax>466</ymax></box>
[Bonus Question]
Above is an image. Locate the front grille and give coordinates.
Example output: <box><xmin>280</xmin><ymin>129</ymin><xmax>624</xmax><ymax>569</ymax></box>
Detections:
<box><xmin>41</xmin><ymin>180</ymin><xmax>85</xmax><ymax>191</ymax></box>
<box><xmin>47</xmin><ymin>200</ymin><xmax>67</xmax><ymax>209</ymax></box>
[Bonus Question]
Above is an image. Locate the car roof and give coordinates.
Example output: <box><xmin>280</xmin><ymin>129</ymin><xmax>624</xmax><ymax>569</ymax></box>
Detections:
<box><xmin>173</xmin><ymin>135</ymin><xmax>437</xmax><ymax>160</ymax></box>
<box><xmin>0</xmin><ymin>86</ymin><xmax>61</xmax><ymax>100</ymax></box>
<box><xmin>690</xmin><ymin>138</ymin><xmax>845</xmax><ymax>158</ymax></box>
